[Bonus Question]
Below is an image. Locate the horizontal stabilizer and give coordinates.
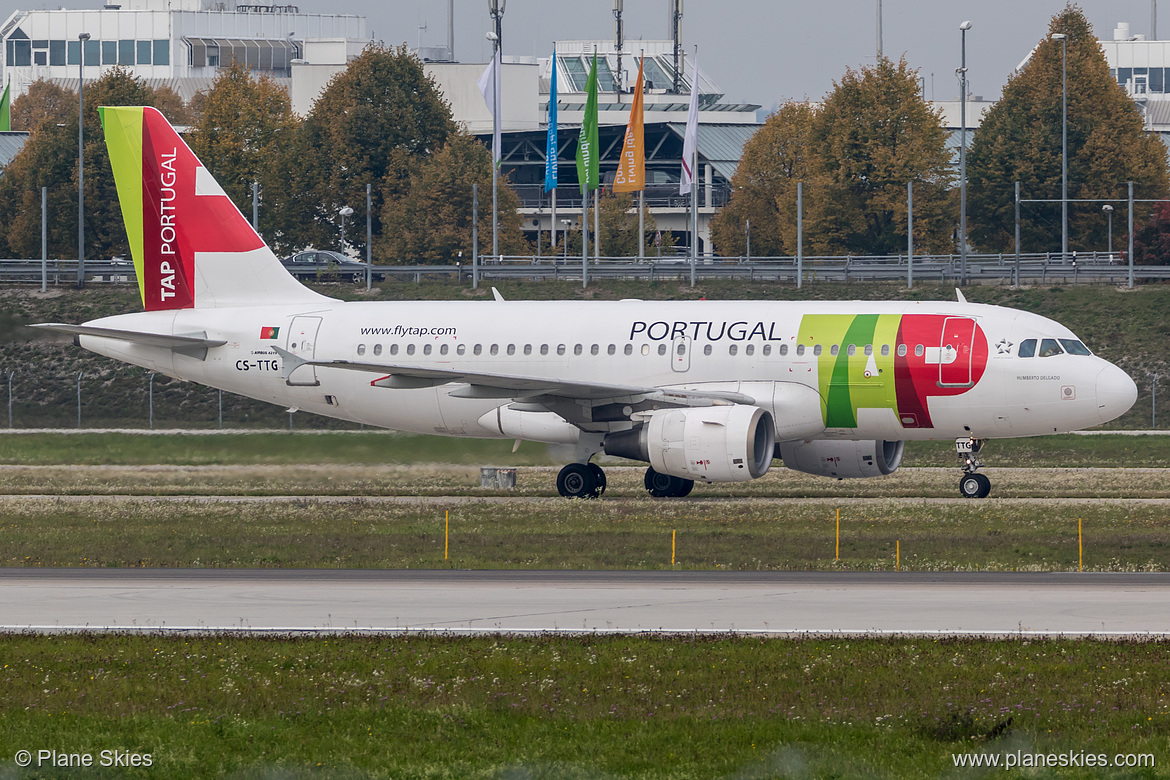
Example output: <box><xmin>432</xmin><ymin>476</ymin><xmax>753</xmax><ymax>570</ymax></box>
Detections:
<box><xmin>31</xmin><ymin>323</ymin><xmax>227</xmax><ymax>351</ymax></box>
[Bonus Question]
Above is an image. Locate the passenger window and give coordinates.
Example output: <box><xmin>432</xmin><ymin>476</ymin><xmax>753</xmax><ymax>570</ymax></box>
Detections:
<box><xmin>540</xmin><ymin>345</ymin><xmax>549</xmax><ymax>355</ymax></box>
<box><xmin>591</xmin><ymin>344</ymin><xmax>600</xmax><ymax>356</ymax></box>
<box><xmin>574</xmin><ymin>344</ymin><xmax>583</xmax><ymax>356</ymax></box>
<box><xmin>357</xmin><ymin>344</ymin><xmax>366</xmax><ymax>356</ymax></box>
<box><xmin>813</xmin><ymin>345</ymin><xmax>822</xmax><ymax>356</ymax></box>
<box><xmin>373</xmin><ymin>344</ymin><xmax>382</xmax><ymax>356</ymax></box>
<box><xmin>523</xmin><ymin>344</ymin><xmax>532</xmax><ymax>355</ymax></box>
<box><xmin>624</xmin><ymin>344</ymin><xmax>633</xmax><ymax>356</ymax></box>
<box><xmin>763</xmin><ymin>345</ymin><xmax>771</xmax><ymax>356</ymax></box>
<box><xmin>745</xmin><ymin>344</ymin><xmax>754</xmax><ymax>356</ymax></box>
<box><xmin>1059</xmin><ymin>339</ymin><xmax>1092</xmax><ymax>356</ymax></box>
<box><xmin>864</xmin><ymin>345</ymin><xmax>872</xmax><ymax>356</ymax></box>
<box><xmin>677</xmin><ymin>343</ymin><xmax>686</xmax><ymax>355</ymax></box>
<box><xmin>796</xmin><ymin>345</ymin><xmax>805</xmax><ymax>356</ymax></box>
<box><xmin>474</xmin><ymin>344</ymin><xmax>482</xmax><ymax>355</ymax></box>
<box><xmin>490</xmin><ymin>344</ymin><xmax>499</xmax><ymax>356</ymax></box>
<box><xmin>1038</xmin><ymin>338</ymin><xmax>1063</xmax><ymax>357</ymax></box>
<box><xmin>830</xmin><ymin>345</ymin><xmax>839</xmax><ymax>356</ymax></box>
<box><xmin>423</xmin><ymin>344</ymin><xmax>432</xmax><ymax>355</ymax></box>
<box><xmin>780</xmin><ymin>344</ymin><xmax>789</xmax><ymax>356</ymax></box>
<box><xmin>406</xmin><ymin>344</ymin><xmax>416</xmax><ymax>356</ymax></box>
<box><xmin>847</xmin><ymin>345</ymin><xmax>856</xmax><ymax>356</ymax></box>
<box><xmin>657</xmin><ymin>344</ymin><xmax>667</xmax><ymax>356</ymax></box>
<box><xmin>729</xmin><ymin>344</ymin><xmax>738</xmax><ymax>356</ymax></box>
<box><xmin>457</xmin><ymin>344</ymin><xmax>466</xmax><ymax>355</ymax></box>
<box><xmin>914</xmin><ymin>344</ymin><xmax>924</xmax><ymax>357</ymax></box>
<box><xmin>557</xmin><ymin>345</ymin><xmax>566</xmax><ymax>356</ymax></box>
<box><xmin>897</xmin><ymin>344</ymin><xmax>907</xmax><ymax>357</ymax></box>
<box><xmin>641</xmin><ymin>344</ymin><xmax>650</xmax><ymax>356</ymax></box>
<box><xmin>881</xmin><ymin>345</ymin><xmax>889</xmax><ymax>356</ymax></box>
<box><xmin>440</xmin><ymin>344</ymin><xmax>449</xmax><ymax>355</ymax></box>
<box><xmin>607</xmin><ymin>344</ymin><xmax>616</xmax><ymax>355</ymax></box>
<box><xmin>506</xmin><ymin>344</ymin><xmax>515</xmax><ymax>356</ymax></box>
<box><xmin>389</xmin><ymin>344</ymin><xmax>399</xmax><ymax>356</ymax></box>
<box><xmin>1018</xmin><ymin>339</ymin><xmax>1036</xmax><ymax>358</ymax></box>
<box><xmin>703</xmin><ymin>344</ymin><xmax>712</xmax><ymax>356</ymax></box>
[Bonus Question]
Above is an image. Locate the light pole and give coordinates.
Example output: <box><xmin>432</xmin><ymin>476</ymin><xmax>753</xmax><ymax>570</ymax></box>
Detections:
<box><xmin>1052</xmin><ymin>32</ymin><xmax>1068</xmax><ymax>262</ymax></box>
<box><xmin>78</xmin><ymin>31</ymin><xmax>90</xmax><ymax>289</ymax></box>
<box><xmin>1103</xmin><ymin>203</ymin><xmax>1114</xmax><ymax>257</ymax></box>
<box><xmin>958</xmin><ymin>20</ymin><xmax>972</xmax><ymax>286</ymax></box>
<box><xmin>339</xmin><ymin>206</ymin><xmax>354</xmax><ymax>255</ymax></box>
<box><xmin>487</xmin><ymin>0</ymin><xmax>505</xmax><ymax>260</ymax></box>
<box><xmin>560</xmin><ymin>219</ymin><xmax>571</xmax><ymax>262</ymax></box>
<box><xmin>744</xmin><ymin>218</ymin><xmax>751</xmax><ymax>263</ymax></box>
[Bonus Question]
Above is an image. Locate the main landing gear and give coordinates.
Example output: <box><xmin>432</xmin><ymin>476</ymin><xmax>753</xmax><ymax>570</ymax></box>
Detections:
<box><xmin>553</xmin><ymin>463</ymin><xmax>695</xmax><ymax>499</ymax></box>
<box><xmin>556</xmin><ymin>462</ymin><xmax>607</xmax><ymax>499</ymax></box>
<box><xmin>957</xmin><ymin>437</ymin><xmax>991</xmax><ymax>498</ymax></box>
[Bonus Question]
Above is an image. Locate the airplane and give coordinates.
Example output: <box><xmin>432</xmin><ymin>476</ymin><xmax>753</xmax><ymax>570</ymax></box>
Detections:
<box><xmin>36</xmin><ymin>107</ymin><xmax>1138</xmax><ymax>500</ymax></box>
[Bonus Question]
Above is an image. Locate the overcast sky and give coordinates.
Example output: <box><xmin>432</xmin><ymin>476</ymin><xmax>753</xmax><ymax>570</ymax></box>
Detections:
<box><xmin>2</xmin><ymin>0</ymin><xmax>1157</xmax><ymax>107</ymax></box>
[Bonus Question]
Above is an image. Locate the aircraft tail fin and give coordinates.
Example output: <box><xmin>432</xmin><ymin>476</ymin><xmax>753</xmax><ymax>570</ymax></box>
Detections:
<box><xmin>100</xmin><ymin>106</ymin><xmax>326</xmax><ymax>311</ymax></box>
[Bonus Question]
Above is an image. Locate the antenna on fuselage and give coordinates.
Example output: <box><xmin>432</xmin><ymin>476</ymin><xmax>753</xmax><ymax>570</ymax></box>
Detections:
<box><xmin>955</xmin><ymin>288</ymin><xmax>968</xmax><ymax>304</ymax></box>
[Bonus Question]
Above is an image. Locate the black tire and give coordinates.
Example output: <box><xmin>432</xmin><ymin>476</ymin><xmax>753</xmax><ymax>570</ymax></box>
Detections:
<box><xmin>973</xmin><ymin>472</ymin><xmax>991</xmax><ymax>498</ymax></box>
<box><xmin>557</xmin><ymin>463</ymin><xmax>597</xmax><ymax>499</ymax></box>
<box><xmin>587</xmin><ymin>463</ymin><xmax>607</xmax><ymax>497</ymax></box>
<box><xmin>644</xmin><ymin>467</ymin><xmax>693</xmax><ymax>498</ymax></box>
<box><xmin>960</xmin><ymin>474</ymin><xmax>985</xmax><ymax>499</ymax></box>
<box><xmin>351</xmin><ymin>272</ymin><xmax>365</xmax><ymax>285</ymax></box>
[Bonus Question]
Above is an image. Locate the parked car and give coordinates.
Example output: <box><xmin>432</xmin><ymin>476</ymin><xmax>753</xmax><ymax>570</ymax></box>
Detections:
<box><xmin>281</xmin><ymin>250</ymin><xmax>380</xmax><ymax>284</ymax></box>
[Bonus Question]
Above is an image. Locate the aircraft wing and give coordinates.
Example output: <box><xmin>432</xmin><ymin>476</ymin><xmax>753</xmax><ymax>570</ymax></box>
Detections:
<box><xmin>31</xmin><ymin>323</ymin><xmax>227</xmax><ymax>350</ymax></box>
<box><xmin>271</xmin><ymin>346</ymin><xmax>754</xmax><ymax>406</ymax></box>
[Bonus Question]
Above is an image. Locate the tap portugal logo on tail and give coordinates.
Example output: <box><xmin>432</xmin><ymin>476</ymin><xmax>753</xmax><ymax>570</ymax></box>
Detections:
<box><xmin>100</xmin><ymin>106</ymin><xmax>265</xmax><ymax>311</ymax></box>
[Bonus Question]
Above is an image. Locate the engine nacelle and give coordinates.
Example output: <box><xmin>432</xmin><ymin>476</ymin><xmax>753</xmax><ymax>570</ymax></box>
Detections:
<box><xmin>777</xmin><ymin>439</ymin><xmax>905</xmax><ymax>479</ymax></box>
<box><xmin>604</xmin><ymin>405</ymin><xmax>776</xmax><ymax>483</ymax></box>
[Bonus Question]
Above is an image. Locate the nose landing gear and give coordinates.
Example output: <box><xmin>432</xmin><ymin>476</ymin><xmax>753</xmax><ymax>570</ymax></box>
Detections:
<box><xmin>957</xmin><ymin>437</ymin><xmax>991</xmax><ymax>498</ymax></box>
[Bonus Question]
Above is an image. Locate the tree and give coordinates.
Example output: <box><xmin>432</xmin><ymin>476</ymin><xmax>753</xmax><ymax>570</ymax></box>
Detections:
<box><xmin>808</xmin><ymin>57</ymin><xmax>954</xmax><ymax>256</ymax></box>
<box><xmin>187</xmin><ymin>61</ymin><xmax>297</xmax><ymax>248</ymax></box>
<box><xmin>967</xmin><ymin>5</ymin><xmax>1170</xmax><ymax>253</ymax></box>
<box><xmin>1131</xmin><ymin>203</ymin><xmax>1170</xmax><ymax>264</ymax></box>
<box><xmin>7</xmin><ymin>79</ymin><xmax>74</xmax><ymax>131</ymax></box>
<box><xmin>379</xmin><ymin>131</ymin><xmax>526</xmax><ymax>263</ymax></box>
<box><xmin>0</xmin><ymin>67</ymin><xmax>166</xmax><ymax>262</ymax></box>
<box><xmin>271</xmin><ymin>44</ymin><xmax>456</xmax><ymax>257</ymax></box>
<box><xmin>709</xmin><ymin>102</ymin><xmax>817</xmax><ymax>257</ymax></box>
<box><xmin>591</xmin><ymin>190</ymin><xmax>664</xmax><ymax>258</ymax></box>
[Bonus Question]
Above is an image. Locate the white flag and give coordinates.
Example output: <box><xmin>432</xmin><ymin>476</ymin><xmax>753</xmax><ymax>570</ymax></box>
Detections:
<box><xmin>679</xmin><ymin>55</ymin><xmax>699</xmax><ymax>196</ymax></box>
<box><xmin>477</xmin><ymin>48</ymin><xmax>503</xmax><ymax>165</ymax></box>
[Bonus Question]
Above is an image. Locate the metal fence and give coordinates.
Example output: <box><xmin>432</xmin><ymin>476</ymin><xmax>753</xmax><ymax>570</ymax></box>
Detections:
<box><xmin>5</xmin><ymin>253</ymin><xmax>1160</xmax><ymax>287</ymax></box>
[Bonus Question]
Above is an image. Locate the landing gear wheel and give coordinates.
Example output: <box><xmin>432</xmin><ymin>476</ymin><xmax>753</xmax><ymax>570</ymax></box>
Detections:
<box><xmin>644</xmin><ymin>467</ymin><xmax>695</xmax><ymax>498</ymax></box>
<box><xmin>587</xmin><ymin>463</ymin><xmax>607</xmax><ymax>497</ymax></box>
<box><xmin>557</xmin><ymin>463</ymin><xmax>598</xmax><ymax>499</ymax></box>
<box><xmin>959</xmin><ymin>472</ymin><xmax>991</xmax><ymax>499</ymax></box>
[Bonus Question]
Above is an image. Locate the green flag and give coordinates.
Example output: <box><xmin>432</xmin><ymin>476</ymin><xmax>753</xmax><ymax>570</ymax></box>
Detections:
<box><xmin>575</xmin><ymin>52</ymin><xmax>599</xmax><ymax>193</ymax></box>
<box><xmin>0</xmin><ymin>80</ymin><xmax>10</xmax><ymax>132</ymax></box>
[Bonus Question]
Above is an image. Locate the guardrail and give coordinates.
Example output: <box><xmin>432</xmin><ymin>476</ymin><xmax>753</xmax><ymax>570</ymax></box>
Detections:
<box><xmin>3</xmin><ymin>253</ymin><xmax>1163</xmax><ymax>286</ymax></box>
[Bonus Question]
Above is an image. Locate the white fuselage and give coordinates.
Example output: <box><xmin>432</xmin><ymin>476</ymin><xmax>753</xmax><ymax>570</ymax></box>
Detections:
<box><xmin>77</xmin><ymin>298</ymin><xmax>1136</xmax><ymax>444</ymax></box>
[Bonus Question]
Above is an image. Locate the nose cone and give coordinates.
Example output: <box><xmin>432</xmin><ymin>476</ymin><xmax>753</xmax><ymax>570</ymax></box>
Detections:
<box><xmin>1096</xmin><ymin>363</ymin><xmax>1138</xmax><ymax>424</ymax></box>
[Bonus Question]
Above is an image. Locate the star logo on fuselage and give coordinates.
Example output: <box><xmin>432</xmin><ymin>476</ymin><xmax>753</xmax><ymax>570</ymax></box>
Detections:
<box><xmin>995</xmin><ymin>339</ymin><xmax>1013</xmax><ymax>355</ymax></box>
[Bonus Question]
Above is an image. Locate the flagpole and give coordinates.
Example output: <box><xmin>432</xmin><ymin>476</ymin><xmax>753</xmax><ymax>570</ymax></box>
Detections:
<box><xmin>638</xmin><ymin>191</ymin><xmax>644</xmax><ymax>261</ymax></box>
<box><xmin>492</xmin><ymin>46</ymin><xmax>500</xmax><ymax>260</ymax></box>
<box><xmin>687</xmin><ymin>47</ymin><xmax>698</xmax><ymax>288</ymax></box>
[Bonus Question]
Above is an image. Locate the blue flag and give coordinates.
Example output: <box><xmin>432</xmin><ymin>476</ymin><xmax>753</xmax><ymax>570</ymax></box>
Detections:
<box><xmin>544</xmin><ymin>47</ymin><xmax>558</xmax><ymax>192</ymax></box>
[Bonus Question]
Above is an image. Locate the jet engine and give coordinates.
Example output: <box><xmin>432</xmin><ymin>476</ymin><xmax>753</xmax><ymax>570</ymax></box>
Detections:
<box><xmin>776</xmin><ymin>439</ymin><xmax>905</xmax><ymax>479</ymax></box>
<box><xmin>603</xmin><ymin>405</ymin><xmax>775</xmax><ymax>482</ymax></box>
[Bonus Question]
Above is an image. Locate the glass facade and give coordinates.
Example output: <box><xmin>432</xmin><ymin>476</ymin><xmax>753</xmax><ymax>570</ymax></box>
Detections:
<box><xmin>9</xmin><ymin>32</ymin><xmax>171</xmax><ymax>69</ymax></box>
<box><xmin>1112</xmin><ymin>67</ymin><xmax>1170</xmax><ymax>94</ymax></box>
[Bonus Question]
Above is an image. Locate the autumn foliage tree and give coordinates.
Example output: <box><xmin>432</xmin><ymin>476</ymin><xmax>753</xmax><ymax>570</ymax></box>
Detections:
<box><xmin>711</xmin><ymin>58</ymin><xmax>954</xmax><ymax>258</ymax></box>
<box><xmin>967</xmin><ymin>5</ymin><xmax>1170</xmax><ymax>253</ymax></box>
<box><xmin>270</xmin><ymin>44</ymin><xmax>456</xmax><ymax>258</ymax></box>
<box><xmin>379</xmin><ymin>131</ymin><xmax>526</xmax><ymax>263</ymax></box>
<box><xmin>0</xmin><ymin>68</ymin><xmax>171</xmax><ymax>262</ymax></box>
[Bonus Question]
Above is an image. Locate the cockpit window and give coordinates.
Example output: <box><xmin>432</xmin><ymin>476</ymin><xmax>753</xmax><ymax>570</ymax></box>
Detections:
<box><xmin>1018</xmin><ymin>339</ymin><xmax>1037</xmax><ymax>358</ymax></box>
<box><xmin>1038</xmin><ymin>338</ymin><xmax>1064</xmax><ymax>357</ymax></box>
<box><xmin>1059</xmin><ymin>339</ymin><xmax>1092</xmax><ymax>356</ymax></box>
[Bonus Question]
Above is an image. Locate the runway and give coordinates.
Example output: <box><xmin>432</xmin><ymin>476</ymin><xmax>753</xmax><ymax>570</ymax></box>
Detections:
<box><xmin>1</xmin><ymin>569</ymin><xmax>1168</xmax><ymax>637</ymax></box>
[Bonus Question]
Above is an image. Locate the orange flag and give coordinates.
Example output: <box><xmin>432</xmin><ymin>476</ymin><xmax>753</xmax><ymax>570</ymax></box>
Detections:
<box><xmin>613</xmin><ymin>57</ymin><xmax>645</xmax><ymax>193</ymax></box>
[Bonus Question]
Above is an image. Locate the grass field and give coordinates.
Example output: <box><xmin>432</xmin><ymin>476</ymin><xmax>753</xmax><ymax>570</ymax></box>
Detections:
<box><xmin>0</xmin><ymin>633</ymin><xmax>1165</xmax><ymax>778</ymax></box>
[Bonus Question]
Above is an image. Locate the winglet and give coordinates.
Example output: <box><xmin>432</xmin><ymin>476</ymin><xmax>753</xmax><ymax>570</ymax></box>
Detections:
<box><xmin>956</xmin><ymin>288</ymin><xmax>968</xmax><ymax>304</ymax></box>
